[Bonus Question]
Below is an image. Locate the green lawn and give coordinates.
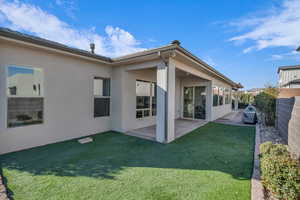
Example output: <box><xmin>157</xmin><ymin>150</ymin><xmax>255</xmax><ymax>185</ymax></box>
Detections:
<box><xmin>0</xmin><ymin>123</ymin><xmax>255</xmax><ymax>200</ymax></box>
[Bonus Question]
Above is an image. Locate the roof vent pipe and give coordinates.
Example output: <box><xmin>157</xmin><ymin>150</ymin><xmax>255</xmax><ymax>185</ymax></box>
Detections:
<box><xmin>171</xmin><ymin>40</ymin><xmax>181</xmax><ymax>46</ymax></box>
<box><xmin>90</xmin><ymin>43</ymin><xmax>95</xmax><ymax>54</ymax></box>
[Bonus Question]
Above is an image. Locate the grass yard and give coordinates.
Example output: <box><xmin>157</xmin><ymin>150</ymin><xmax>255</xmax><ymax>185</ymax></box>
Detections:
<box><xmin>0</xmin><ymin>123</ymin><xmax>255</xmax><ymax>200</ymax></box>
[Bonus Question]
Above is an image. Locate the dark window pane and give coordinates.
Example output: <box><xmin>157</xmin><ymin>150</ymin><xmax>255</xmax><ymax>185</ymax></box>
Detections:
<box><xmin>144</xmin><ymin>96</ymin><xmax>150</xmax><ymax>108</ymax></box>
<box><xmin>94</xmin><ymin>98</ymin><xmax>110</xmax><ymax>117</ymax></box>
<box><xmin>136</xmin><ymin>96</ymin><xmax>150</xmax><ymax>109</ymax></box>
<box><xmin>136</xmin><ymin>110</ymin><xmax>143</xmax><ymax>118</ymax></box>
<box><xmin>144</xmin><ymin>110</ymin><xmax>150</xmax><ymax>117</ymax></box>
<box><xmin>219</xmin><ymin>95</ymin><xmax>224</xmax><ymax>105</ymax></box>
<box><xmin>213</xmin><ymin>86</ymin><xmax>218</xmax><ymax>107</ymax></box>
<box><xmin>9</xmin><ymin>87</ymin><xmax>17</xmax><ymax>95</ymax></box>
<box><xmin>136</xmin><ymin>96</ymin><xmax>143</xmax><ymax>109</ymax></box>
<box><xmin>213</xmin><ymin>95</ymin><xmax>218</xmax><ymax>106</ymax></box>
<box><xmin>152</xmin><ymin>108</ymin><xmax>156</xmax><ymax>116</ymax></box>
<box><xmin>152</xmin><ymin>96</ymin><xmax>156</xmax><ymax>110</ymax></box>
<box><xmin>219</xmin><ymin>88</ymin><xmax>224</xmax><ymax>105</ymax></box>
<box><xmin>103</xmin><ymin>79</ymin><xmax>110</xmax><ymax>96</ymax></box>
<box><xmin>7</xmin><ymin>97</ymin><xmax>43</xmax><ymax>128</ymax></box>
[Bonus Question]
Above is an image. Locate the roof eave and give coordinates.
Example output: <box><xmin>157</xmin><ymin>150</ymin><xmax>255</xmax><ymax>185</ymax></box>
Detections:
<box><xmin>0</xmin><ymin>28</ymin><xmax>112</xmax><ymax>64</ymax></box>
<box><xmin>175</xmin><ymin>46</ymin><xmax>239</xmax><ymax>87</ymax></box>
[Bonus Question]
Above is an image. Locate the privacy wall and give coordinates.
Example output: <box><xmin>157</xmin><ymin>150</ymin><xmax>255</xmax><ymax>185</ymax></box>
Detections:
<box><xmin>276</xmin><ymin>96</ymin><xmax>300</xmax><ymax>159</ymax></box>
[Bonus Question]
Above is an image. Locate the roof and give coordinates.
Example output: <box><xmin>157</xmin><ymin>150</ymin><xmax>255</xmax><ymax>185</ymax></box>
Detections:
<box><xmin>277</xmin><ymin>65</ymin><xmax>300</xmax><ymax>73</ymax></box>
<box><xmin>282</xmin><ymin>79</ymin><xmax>300</xmax><ymax>87</ymax></box>
<box><xmin>290</xmin><ymin>79</ymin><xmax>300</xmax><ymax>84</ymax></box>
<box><xmin>0</xmin><ymin>27</ymin><xmax>241</xmax><ymax>88</ymax></box>
<box><xmin>0</xmin><ymin>27</ymin><xmax>112</xmax><ymax>63</ymax></box>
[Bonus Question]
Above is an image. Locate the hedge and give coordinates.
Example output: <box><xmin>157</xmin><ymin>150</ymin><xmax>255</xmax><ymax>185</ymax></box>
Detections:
<box><xmin>260</xmin><ymin>142</ymin><xmax>300</xmax><ymax>200</ymax></box>
<box><xmin>254</xmin><ymin>87</ymin><xmax>278</xmax><ymax>126</ymax></box>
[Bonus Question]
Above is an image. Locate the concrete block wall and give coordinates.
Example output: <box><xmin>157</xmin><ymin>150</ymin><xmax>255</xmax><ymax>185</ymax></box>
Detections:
<box><xmin>276</xmin><ymin>96</ymin><xmax>300</xmax><ymax>159</ymax></box>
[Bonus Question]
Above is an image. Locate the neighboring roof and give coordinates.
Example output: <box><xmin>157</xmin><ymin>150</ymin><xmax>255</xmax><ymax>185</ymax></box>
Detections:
<box><xmin>0</xmin><ymin>28</ymin><xmax>112</xmax><ymax>63</ymax></box>
<box><xmin>0</xmin><ymin>27</ymin><xmax>241</xmax><ymax>88</ymax></box>
<box><xmin>290</xmin><ymin>79</ymin><xmax>300</xmax><ymax>84</ymax></box>
<box><xmin>277</xmin><ymin>65</ymin><xmax>300</xmax><ymax>73</ymax></box>
<box><xmin>282</xmin><ymin>79</ymin><xmax>300</xmax><ymax>87</ymax></box>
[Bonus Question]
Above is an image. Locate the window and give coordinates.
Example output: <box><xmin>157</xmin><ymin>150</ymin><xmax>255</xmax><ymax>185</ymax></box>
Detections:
<box><xmin>94</xmin><ymin>77</ymin><xmax>110</xmax><ymax>117</ymax></box>
<box><xmin>225</xmin><ymin>88</ymin><xmax>231</xmax><ymax>104</ymax></box>
<box><xmin>213</xmin><ymin>86</ymin><xmax>219</xmax><ymax>107</ymax></box>
<box><xmin>136</xmin><ymin>80</ymin><xmax>156</xmax><ymax>118</ymax></box>
<box><xmin>219</xmin><ymin>87</ymin><xmax>224</xmax><ymax>105</ymax></box>
<box><xmin>7</xmin><ymin>66</ymin><xmax>44</xmax><ymax>128</ymax></box>
<box><xmin>151</xmin><ymin>83</ymin><xmax>157</xmax><ymax>116</ymax></box>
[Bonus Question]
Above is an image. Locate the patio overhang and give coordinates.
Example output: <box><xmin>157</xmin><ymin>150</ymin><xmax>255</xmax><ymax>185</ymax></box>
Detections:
<box><xmin>124</xmin><ymin>57</ymin><xmax>212</xmax><ymax>143</ymax></box>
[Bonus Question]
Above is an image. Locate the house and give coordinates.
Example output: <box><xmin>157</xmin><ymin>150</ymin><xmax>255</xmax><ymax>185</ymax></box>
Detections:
<box><xmin>278</xmin><ymin>65</ymin><xmax>300</xmax><ymax>88</ymax></box>
<box><xmin>244</xmin><ymin>88</ymin><xmax>264</xmax><ymax>96</ymax></box>
<box><xmin>0</xmin><ymin>28</ymin><xmax>242</xmax><ymax>154</ymax></box>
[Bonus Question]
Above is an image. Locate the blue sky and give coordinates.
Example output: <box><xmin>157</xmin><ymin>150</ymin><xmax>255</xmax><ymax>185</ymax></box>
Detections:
<box><xmin>1</xmin><ymin>0</ymin><xmax>300</xmax><ymax>89</ymax></box>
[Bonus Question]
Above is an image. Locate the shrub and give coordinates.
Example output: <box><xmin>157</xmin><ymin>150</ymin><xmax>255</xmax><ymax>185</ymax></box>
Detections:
<box><xmin>260</xmin><ymin>142</ymin><xmax>300</xmax><ymax>200</ymax></box>
<box><xmin>254</xmin><ymin>86</ymin><xmax>278</xmax><ymax>126</ymax></box>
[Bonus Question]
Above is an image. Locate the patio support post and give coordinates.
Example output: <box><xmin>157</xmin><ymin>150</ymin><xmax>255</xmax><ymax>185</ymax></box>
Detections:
<box><xmin>235</xmin><ymin>98</ymin><xmax>238</xmax><ymax>111</ymax></box>
<box><xmin>156</xmin><ymin>62</ymin><xmax>167</xmax><ymax>143</ymax></box>
<box><xmin>206</xmin><ymin>81</ymin><xmax>213</xmax><ymax>121</ymax></box>
<box><xmin>166</xmin><ymin>59</ymin><xmax>176</xmax><ymax>143</ymax></box>
<box><xmin>156</xmin><ymin>59</ymin><xmax>176</xmax><ymax>143</ymax></box>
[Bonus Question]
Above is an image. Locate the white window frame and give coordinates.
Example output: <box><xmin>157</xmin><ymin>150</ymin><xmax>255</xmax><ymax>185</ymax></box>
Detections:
<box><xmin>136</xmin><ymin>80</ymin><xmax>156</xmax><ymax>119</ymax></box>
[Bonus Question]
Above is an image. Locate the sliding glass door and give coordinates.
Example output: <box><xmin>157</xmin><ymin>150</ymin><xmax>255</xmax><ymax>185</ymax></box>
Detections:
<box><xmin>183</xmin><ymin>86</ymin><xmax>206</xmax><ymax>120</ymax></box>
<box><xmin>183</xmin><ymin>87</ymin><xmax>194</xmax><ymax>118</ymax></box>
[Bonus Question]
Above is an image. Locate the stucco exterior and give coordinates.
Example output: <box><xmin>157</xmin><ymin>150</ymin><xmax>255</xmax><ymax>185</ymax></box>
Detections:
<box><xmin>0</xmin><ymin>29</ymin><xmax>241</xmax><ymax>154</ymax></box>
<box><xmin>278</xmin><ymin>66</ymin><xmax>300</xmax><ymax>88</ymax></box>
<box><xmin>0</xmin><ymin>41</ymin><xmax>112</xmax><ymax>154</ymax></box>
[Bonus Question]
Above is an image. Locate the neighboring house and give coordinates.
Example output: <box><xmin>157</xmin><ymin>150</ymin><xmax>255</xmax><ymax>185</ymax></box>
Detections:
<box><xmin>0</xmin><ymin>28</ymin><xmax>242</xmax><ymax>154</ymax></box>
<box><xmin>278</xmin><ymin>65</ymin><xmax>300</xmax><ymax>88</ymax></box>
<box><xmin>244</xmin><ymin>88</ymin><xmax>264</xmax><ymax>96</ymax></box>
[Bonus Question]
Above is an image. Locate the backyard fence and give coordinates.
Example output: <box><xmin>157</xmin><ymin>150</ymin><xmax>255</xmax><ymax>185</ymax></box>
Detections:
<box><xmin>276</xmin><ymin>96</ymin><xmax>300</xmax><ymax>159</ymax></box>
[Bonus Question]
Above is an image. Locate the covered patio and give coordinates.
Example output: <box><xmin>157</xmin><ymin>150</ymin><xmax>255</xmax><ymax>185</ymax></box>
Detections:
<box><xmin>125</xmin><ymin>119</ymin><xmax>208</xmax><ymax>141</ymax></box>
<box><xmin>121</xmin><ymin>53</ymin><xmax>214</xmax><ymax>143</ymax></box>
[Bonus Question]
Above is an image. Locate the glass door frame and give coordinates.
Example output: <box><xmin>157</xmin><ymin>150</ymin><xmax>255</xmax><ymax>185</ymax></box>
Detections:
<box><xmin>182</xmin><ymin>85</ymin><xmax>206</xmax><ymax>120</ymax></box>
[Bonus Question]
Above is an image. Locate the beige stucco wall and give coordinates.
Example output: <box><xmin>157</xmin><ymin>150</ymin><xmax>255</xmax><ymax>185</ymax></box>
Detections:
<box><xmin>211</xmin><ymin>79</ymin><xmax>233</xmax><ymax>120</ymax></box>
<box><xmin>112</xmin><ymin>59</ymin><xmax>234</xmax><ymax>133</ymax></box>
<box><xmin>0</xmin><ymin>39</ymin><xmax>236</xmax><ymax>154</ymax></box>
<box><xmin>0</xmin><ymin>41</ymin><xmax>112</xmax><ymax>154</ymax></box>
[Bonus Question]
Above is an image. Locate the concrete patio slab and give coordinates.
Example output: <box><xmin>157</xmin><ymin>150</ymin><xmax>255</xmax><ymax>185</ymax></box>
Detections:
<box><xmin>125</xmin><ymin>119</ymin><xmax>208</xmax><ymax>142</ymax></box>
<box><xmin>214</xmin><ymin>110</ymin><xmax>254</xmax><ymax>127</ymax></box>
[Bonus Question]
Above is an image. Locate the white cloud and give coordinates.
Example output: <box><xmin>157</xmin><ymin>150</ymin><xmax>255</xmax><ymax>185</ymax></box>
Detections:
<box><xmin>269</xmin><ymin>51</ymin><xmax>300</xmax><ymax>61</ymax></box>
<box><xmin>0</xmin><ymin>0</ymin><xmax>145</xmax><ymax>57</ymax></box>
<box><xmin>229</xmin><ymin>0</ymin><xmax>300</xmax><ymax>53</ymax></box>
<box><xmin>54</xmin><ymin>0</ymin><xmax>77</xmax><ymax>19</ymax></box>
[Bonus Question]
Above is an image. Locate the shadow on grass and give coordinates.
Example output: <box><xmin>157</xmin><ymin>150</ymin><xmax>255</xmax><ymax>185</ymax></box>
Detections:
<box><xmin>0</xmin><ymin>123</ymin><xmax>255</xmax><ymax>185</ymax></box>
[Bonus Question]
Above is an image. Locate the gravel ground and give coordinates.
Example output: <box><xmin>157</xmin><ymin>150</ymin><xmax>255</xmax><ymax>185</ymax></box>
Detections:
<box><xmin>256</xmin><ymin>112</ymin><xmax>286</xmax><ymax>200</ymax></box>
<box><xmin>0</xmin><ymin>173</ymin><xmax>9</xmax><ymax>200</ymax></box>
